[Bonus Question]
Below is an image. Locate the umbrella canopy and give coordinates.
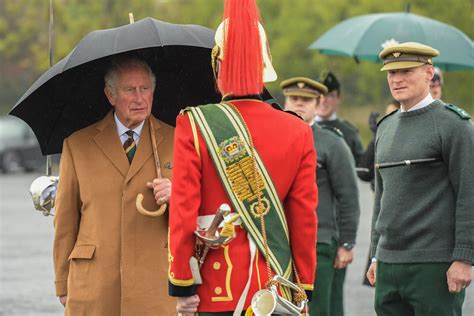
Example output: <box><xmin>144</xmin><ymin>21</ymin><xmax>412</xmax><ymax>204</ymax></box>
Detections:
<box><xmin>10</xmin><ymin>17</ymin><xmax>222</xmax><ymax>155</ymax></box>
<box><xmin>309</xmin><ymin>12</ymin><xmax>474</xmax><ymax>71</ymax></box>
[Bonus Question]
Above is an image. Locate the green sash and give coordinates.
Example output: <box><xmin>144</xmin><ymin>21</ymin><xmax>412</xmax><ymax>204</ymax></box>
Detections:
<box><xmin>186</xmin><ymin>103</ymin><xmax>294</xmax><ymax>296</ymax></box>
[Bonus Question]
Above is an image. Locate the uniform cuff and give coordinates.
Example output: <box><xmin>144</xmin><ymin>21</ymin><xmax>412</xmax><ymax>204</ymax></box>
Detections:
<box><xmin>451</xmin><ymin>247</ymin><xmax>474</xmax><ymax>264</ymax></box>
<box><xmin>369</xmin><ymin>245</ymin><xmax>377</xmax><ymax>259</ymax></box>
<box><xmin>168</xmin><ymin>282</ymin><xmax>197</xmax><ymax>297</ymax></box>
<box><xmin>338</xmin><ymin>235</ymin><xmax>357</xmax><ymax>245</ymax></box>
<box><xmin>55</xmin><ymin>280</ymin><xmax>67</xmax><ymax>296</ymax></box>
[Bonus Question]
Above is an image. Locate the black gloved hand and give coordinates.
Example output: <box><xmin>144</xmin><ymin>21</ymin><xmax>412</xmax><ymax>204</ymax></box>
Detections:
<box><xmin>368</xmin><ymin>112</ymin><xmax>380</xmax><ymax>135</ymax></box>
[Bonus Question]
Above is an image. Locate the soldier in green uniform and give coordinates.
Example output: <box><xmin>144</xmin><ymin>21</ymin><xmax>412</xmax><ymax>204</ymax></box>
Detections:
<box><xmin>315</xmin><ymin>71</ymin><xmax>364</xmax><ymax>316</ymax></box>
<box><xmin>367</xmin><ymin>42</ymin><xmax>473</xmax><ymax>316</ymax></box>
<box><xmin>316</xmin><ymin>72</ymin><xmax>365</xmax><ymax>165</ymax></box>
<box><xmin>281</xmin><ymin>77</ymin><xmax>360</xmax><ymax>316</ymax></box>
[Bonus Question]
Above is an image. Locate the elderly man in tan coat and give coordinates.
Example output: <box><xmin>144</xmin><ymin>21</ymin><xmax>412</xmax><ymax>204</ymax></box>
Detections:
<box><xmin>53</xmin><ymin>56</ymin><xmax>176</xmax><ymax>315</ymax></box>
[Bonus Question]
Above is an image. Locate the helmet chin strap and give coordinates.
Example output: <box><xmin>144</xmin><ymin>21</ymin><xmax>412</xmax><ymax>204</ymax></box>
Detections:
<box><xmin>211</xmin><ymin>45</ymin><xmax>220</xmax><ymax>82</ymax></box>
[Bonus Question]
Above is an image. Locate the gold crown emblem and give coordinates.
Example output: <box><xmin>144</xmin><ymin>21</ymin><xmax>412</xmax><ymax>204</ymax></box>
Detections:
<box><xmin>225</xmin><ymin>142</ymin><xmax>239</xmax><ymax>156</ymax></box>
<box><xmin>297</xmin><ymin>82</ymin><xmax>305</xmax><ymax>88</ymax></box>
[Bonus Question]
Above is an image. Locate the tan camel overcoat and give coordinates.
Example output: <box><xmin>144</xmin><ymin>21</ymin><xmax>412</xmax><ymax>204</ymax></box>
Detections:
<box><xmin>53</xmin><ymin>112</ymin><xmax>176</xmax><ymax>315</ymax></box>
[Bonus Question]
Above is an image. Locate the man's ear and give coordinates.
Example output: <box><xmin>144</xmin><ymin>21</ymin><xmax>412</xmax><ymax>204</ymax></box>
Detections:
<box><xmin>426</xmin><ymin>65</ymin><xmax>435</xmax><ymax>82</ymax></box>
<box><xmin>104</xmin><ymin>86</ymin><xmax>115</xmax><ymax>106</ymax></box>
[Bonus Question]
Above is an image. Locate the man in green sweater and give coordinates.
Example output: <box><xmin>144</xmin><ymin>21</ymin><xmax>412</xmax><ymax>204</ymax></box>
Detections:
<box><xmin>367</xmin><ymin>42</ymin><xmax>473</xmax><ymax>316</ymax></box>
<box><xmin>281</xmin><ymin>77</ymin><xmax>360</xmax><ymax>316</ymax></box>
<box><xmin>315</xmin><ymin>72</ymin><xmax>365</xmax><ymax>316</ymax></box>
<box><xmin>316</xmin><ymin>72</ymin><xmax>365</xmax><ymax>165</ymax></box>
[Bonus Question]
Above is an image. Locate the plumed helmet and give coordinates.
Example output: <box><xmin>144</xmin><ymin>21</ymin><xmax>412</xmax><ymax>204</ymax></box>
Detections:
<box><xmin>212</xmin><ymin>0</ymin><xmax>277</xmax><ymax>96</ymax></box>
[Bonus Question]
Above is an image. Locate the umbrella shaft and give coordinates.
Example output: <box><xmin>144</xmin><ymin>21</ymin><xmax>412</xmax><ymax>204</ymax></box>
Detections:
<box><xmin>46</xmin><ymin>155</ymin><xmax>52</xmax><ymax>176</ymax></box>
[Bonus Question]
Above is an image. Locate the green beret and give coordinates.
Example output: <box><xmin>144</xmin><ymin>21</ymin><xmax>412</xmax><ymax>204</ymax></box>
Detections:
<box><xmin>280</xmin><ymin>77</ymin><xmax>328</xmax><ymax>98</ymax></box>
<box><xmin>379</xmin><ymin>42</ymin><xmax>439</xmax><ymax>71</ymax></box>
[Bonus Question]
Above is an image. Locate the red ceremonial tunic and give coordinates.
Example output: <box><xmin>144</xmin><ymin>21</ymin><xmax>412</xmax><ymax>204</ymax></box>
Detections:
<box><xmin>168</xmin><ymin>99</ymin><xmax>318</xmax><ymax>312</ymax></box>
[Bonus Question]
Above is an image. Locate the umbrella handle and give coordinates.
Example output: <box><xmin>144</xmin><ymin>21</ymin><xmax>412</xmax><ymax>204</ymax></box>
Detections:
<box><xmin>135</xmin><ymin>118</ymin><xmax>167</xmax><ymax>217</ymax></box>
<box><xmin>136</xmin><ymin>193</ymin><xmax>167</xmax><ymax>217</ymax></box>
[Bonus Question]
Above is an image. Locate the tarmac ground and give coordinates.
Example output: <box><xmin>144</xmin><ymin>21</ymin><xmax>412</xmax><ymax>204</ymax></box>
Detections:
<box><xmin>0</xmin><ymin>173</ymin><xmax>472</xmax><ymax>315</ymax></box>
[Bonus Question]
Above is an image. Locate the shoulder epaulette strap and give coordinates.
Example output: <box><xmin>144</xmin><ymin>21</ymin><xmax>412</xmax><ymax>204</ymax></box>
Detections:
<box><xmin>444</xmin><ymin>104</ymin><xmax>471</xmax><ymax>119</ymax></box>
<box><xmin>321</xmin><ymin>125</ymin><xmax>344</xmax><ymax>137</ymax></box>
<box><xmin>376</xmin><ymin>109</ymin><xmax>398</xmax><ymax>126</ymax></box>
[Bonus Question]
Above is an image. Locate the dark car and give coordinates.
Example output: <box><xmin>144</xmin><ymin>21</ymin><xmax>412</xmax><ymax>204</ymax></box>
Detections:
<box><xmin>0</xmin><ymin>116</ymin><xmax>45</xmax><ymax>173</ymax></box>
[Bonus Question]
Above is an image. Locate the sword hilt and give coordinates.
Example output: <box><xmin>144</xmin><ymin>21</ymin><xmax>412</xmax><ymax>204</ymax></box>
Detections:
<box><xmin>205</xmin><ymin>203</ymin><xmax>231</xmax><ymax>238</ymax></box>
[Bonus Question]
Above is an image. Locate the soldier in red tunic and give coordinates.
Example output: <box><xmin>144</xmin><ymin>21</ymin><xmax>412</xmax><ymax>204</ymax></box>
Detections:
<box><xmin>168</xmin><ymin>0</ymin><xmax>318</xmax><ymax>314</ymax></box>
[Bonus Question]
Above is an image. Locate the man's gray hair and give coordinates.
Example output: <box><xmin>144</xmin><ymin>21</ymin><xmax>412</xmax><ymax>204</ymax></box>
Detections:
<box><xmin>104</xmin><ymin>56</ymin><xmax>156</xmax><ymax>95</ymax></box>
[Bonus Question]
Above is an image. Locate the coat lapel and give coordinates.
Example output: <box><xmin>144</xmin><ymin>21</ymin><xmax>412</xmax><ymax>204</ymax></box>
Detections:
<box><xmin>93</xmin><ymin>112</ymin><xmax>129</xmax><ymax>178</ymax></box>
<box><xmin>125</xmin><ymin>115</ymin><xmax>164</xmax><ymax>183</ymax></box>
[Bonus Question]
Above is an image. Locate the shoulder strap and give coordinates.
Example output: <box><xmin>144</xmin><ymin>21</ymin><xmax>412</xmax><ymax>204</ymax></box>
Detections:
<box><xmin>444</xmin><ymin>104</ymin><xmax>471</xmax><ymax>119</ymax></box>
<box><xmin>321</xmin><ymin>125</ymin><xmax>344</xmax><ymax>137</ymax></box>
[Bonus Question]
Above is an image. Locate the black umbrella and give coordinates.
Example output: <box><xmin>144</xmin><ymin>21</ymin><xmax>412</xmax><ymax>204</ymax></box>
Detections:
<box><xmin>9</xmin><ymin>17</ymin><xmax>222</xmax><ymax>155</ymax></box>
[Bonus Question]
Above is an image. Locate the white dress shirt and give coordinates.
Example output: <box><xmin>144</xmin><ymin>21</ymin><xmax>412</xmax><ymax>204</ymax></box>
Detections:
<box><xmin>114</xmin><ymin>113</ymin><xmax>145</xmax><ymax>146</ymax></box>
<box><xmin>400</xmin><ymin>94</ymin><xmax>435</xmax><ymax>112</ymax></box>
<box><xmin>315</xmin><ymin>112</ymin><xmax>337</xmax><ymax>122</ymax></box>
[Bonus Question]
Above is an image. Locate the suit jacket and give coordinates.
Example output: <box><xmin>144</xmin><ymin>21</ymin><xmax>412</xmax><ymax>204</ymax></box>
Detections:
<box><xmin>53</xmin><ymin>111</ymin><xmax>176</xmax><ymax>316</ymax></box>
<box><xmin>168</xmin><ymin>99</ymin><xmax>318</xmax><ymax>312</ymax></box>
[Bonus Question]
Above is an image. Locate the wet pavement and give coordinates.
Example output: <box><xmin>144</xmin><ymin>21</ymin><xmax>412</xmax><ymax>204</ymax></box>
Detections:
<box><xmin>0</xmin><ymin>173</ymin><xmax>472</xmax><ymax>315</ymax></box>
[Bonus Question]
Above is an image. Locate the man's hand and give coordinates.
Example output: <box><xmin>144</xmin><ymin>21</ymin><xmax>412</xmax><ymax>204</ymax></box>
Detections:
<box><xmin>334</xmin><ymin>247</ymin><xmax>354</xmax><ymax>269</ymax></box>
<box><xmin>366</xmin><ymin>262</ymin><xmax>377</xmax><ymax>287</ymax></box>
<box><xmin>59</xmin><ymin>295</ymin><xmax>67</xmax><ymax>307</ymax></box>
<box><xmin>146</xmin><ymin>178</ymin><xmax>171</xmax><ymax>205</ymax></box>
<box><xmin>176</xmin><ymin>295</ymin><xmax>200</xmax><ymax>314</ymax></box>
<box><xmin>447</xmin><ymin>260</ymin><xmax>472</xmax><ymax>293</ymax></box>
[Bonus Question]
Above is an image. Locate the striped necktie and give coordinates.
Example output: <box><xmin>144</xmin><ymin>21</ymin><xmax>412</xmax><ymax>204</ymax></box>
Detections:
<box><xmin>123</xmin><ymin>130</ymin><xmax>136</xmax><ymax>163</ymax></box>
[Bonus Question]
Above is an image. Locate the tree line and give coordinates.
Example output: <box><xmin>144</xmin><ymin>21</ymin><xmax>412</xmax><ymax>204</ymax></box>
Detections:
<box><xmin>1</xmin><ymin>0</ymin><xmax>472</xmax><ymax>138</ymax></box>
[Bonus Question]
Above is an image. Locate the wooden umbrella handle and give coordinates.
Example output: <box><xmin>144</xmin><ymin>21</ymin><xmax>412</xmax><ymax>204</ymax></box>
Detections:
<box><xmin>135</xmin><ymin>118</ymin><xmax>167</xmax><ymax>217</ymax></box>
<box><xmin>136</xmin><ymin>193</ymin><xmax>167</xmax><ymax>217</ymax></box>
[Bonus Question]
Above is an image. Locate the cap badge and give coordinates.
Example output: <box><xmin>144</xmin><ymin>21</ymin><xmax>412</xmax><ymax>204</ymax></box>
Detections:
<box><xmin>392</xmin><ymin>52</ymin><xmax>402</xmax><ymax>58</ymax></box>
<box><xmin>297</xmin><ymin>82</ymin><xmax>305</xmax><ymax>89</ymax></box>
<box><xmin>381</xmin><ymin>38</ymin><xmax>399</xmax><ymax>49</ymax></box>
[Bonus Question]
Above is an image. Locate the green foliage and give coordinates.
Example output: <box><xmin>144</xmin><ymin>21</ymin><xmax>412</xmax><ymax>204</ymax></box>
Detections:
<box><xmin>1</xmin><ymin>0</ymin><xmax>473</xmax><ymax>141</ymax></box>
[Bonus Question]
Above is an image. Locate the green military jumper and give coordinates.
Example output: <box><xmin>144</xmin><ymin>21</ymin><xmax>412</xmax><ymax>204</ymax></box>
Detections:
<box><xmin>371</xmin><ymin>100</ymin><xmax>474</xmax><ymax>316</ymax></box>
<box><xmin>318</xmin><ymin>118</ymin><xmax>365</xmax><ymax>164</ymax></box>
<box><xmin>312</xmin><ymin>124</ymin><xmax>360</xmax><ymax>245</ymax></box>
<box><xmin>371</xmin><ymin>101</ymin><xmax>474</xmax><ymax>263</ymax></box>
<box><xmin>309</xmin><ymin>124</ymin><xmax>360</xmax><ymax>316</ymax></box>
<box><xmin>317</xmin><ymin>118</ymin><xmax>364</xmax><ymax>316</ymax></box>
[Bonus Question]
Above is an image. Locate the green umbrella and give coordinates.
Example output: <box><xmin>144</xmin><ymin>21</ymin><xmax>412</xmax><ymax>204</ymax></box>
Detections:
<box><xmin>309</xmin><ymin>12</ymin><xmax>474</xmax><ymax>71</ymax></box>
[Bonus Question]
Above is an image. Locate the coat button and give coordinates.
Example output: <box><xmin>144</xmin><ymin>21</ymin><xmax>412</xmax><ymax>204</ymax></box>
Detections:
<box><xmin>214</xmin><ymin>287</ymin><xmax>222</xmax><ymax>295</ymax></box>
<box><xmin>213</xmin><ymin>262</ymin><xmax>221</xmax><ymax>270</ymax></box>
